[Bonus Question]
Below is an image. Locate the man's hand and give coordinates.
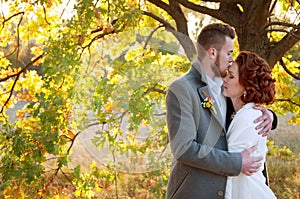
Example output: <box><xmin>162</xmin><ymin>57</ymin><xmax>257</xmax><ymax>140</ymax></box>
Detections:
<box><xmin>253</xmin><ymin>105</ymin><xmax>273</xmax><ymax>136</ymax></box>
<box><xmin>241</xmin><ymin>145</ymin><xmax>263</xmax><ymax>176</ymax></box>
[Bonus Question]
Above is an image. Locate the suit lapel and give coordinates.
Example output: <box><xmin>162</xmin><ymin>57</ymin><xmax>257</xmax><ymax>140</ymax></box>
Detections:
<box><xmin>192</xmin><ymin>58</ymin><xmax>224</xmax><ymax>128</ymax></box>
<box><xmin>198</xmin><ymin>86</ymin><xmax>224</xmax><ymax>128</ymax></box>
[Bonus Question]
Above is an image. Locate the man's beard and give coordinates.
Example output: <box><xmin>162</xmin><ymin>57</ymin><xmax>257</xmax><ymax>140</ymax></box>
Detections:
<box><xmin>211</xmin><ymin>55</ymin><xmax>221</xmax><ymax>77</ymax></box>
<box><xmin>213</xmin><ymin>55</ymin><xmax>227</xmax><ymax>78</ymax></box>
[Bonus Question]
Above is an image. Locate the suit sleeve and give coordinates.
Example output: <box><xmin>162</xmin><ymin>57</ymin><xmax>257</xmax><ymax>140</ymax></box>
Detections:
<box><xmin>270</xmin><ymin>109</ymin><xmax>278</xmax><ymax>130</ymax></box>
<box><xmin>166</xmin><ymin>82</ymin><xmax>242</xmax><ymax>176</ymax></box>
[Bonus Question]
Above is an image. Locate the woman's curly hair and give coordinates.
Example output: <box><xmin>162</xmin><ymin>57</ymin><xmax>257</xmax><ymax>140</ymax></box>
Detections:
<box><xmin>235</xmin><ymin>51</ymin><xmax>276</xmax><ymax>105</ymax></box>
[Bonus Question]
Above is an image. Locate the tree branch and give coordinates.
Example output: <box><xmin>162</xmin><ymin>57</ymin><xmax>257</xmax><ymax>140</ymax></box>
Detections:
<box><xmin>60</xmin><ymin>0</ymin><xmax>72</xmax><ymax>19</ymax></box>
<box><xmin>169</xmin><ymin>0</ymin><xmax>188</xmax><ymax>33</ymax></box>
<box><xmin>279</xmin><ymin>58</ymin><xmax>300</xmax><ymax>80</ymax></box>
<box><xmin>175</xmin><ymin>0</ymin><xmax>242</xmax><ymax>26</ymax></box>
<box><xmin>142</xmin><ymin>11</ymin><xmax>175</xmax><ymax>30</ymax></box>
<box><xmin>178</xmin><ymin>0</ymin><xmax>242</xmax><ymax>3</ymax></box>
<box><xmin>142</xmin><ymin>11</ymin><xmax>196</xmax><ymax>60</ymax></box>
<box><xmin>143</xmin><ymin>25</ymin><xmax>164</xmax><ymax>50</ymax></box>
<box><xmin>81</xmin><ymin>29</ymin><xmax>118</xmax><ymax>52</ymax></box>
<box><xmin>0</xmin><ymin>74</ymin><xmax>20</xmax><ymax>114</ymax></box>
<box><xmin>0</xmin><ymin>13</ymin><xmax>43</xmax><ymax>113</ymax></box>
<box><xmin>59</xmin><ymin>168</ymin><xmax>75</xmax><ymax>187</ymax></box>
<box><xmin>276</xmin><ymin>98</ymin><xmax>300</xmax><ymax>108</ymax></box>
<box><xmin>266</xmin><ymin>21</ymin><xmax>300</xmax><ymax>67</ymax></box>
<box><xmin>66</xmin><ymin>130</ymin><xmax>82</xmax><ymax>154</ymax></box>
<box><xmin>0</xmin><ymin>54</ymin><xmax>43</xmax><ymax>82</ymax></box>
<box><xmin>142</xmin><ymin>84</ymin><xmax>167</xmax><ymax>97</ymax></box>
<box><xmin>42</xmin><ymin>4</ymin><xmax>51</xmax><ymax>25</ymax></box>
<box><xmin>147</xmin><ymin>0</ymin><xmax>172</xmax><ymax>16</ymax></box>
<box><xmin>0</xmin><ymin>54</ymin><xmax>43</xmax><ymax>113</ymax></box>
<box><xmin>147</xmin><ymin>0</ymin><xmax>189</xmax><ymax>34</ymax></box>
<box><xmin>91</xmin><ymin>19</ymin><xmax>118</xmax><ymax>34</ymax></box>
<box><xmin>15</xmin><ymin>11</ymin><xmax>23</xmax><ymax>69</ymax></box>
<box><xmin>264</xmin><ymin>21</ymin><xmax>300</xmax><ymax>29</ymax></box>
<box><xmin>1</xmin><ymin>12</ymin><xmax>24</xmax><ymax>28</ymax></box>
<box><xmin>3</xmin><ymin>44</ymin><xmax>18</xmax><ymax>59</ymax></box>
<box><xmin>206</xmin><ymin>0</ymin><xmax>243</xmax><ymax>2</ymax></box>
<box><xmin>175</xmin><ymin>0</ymin><xmax>221</xmax><ymax>17</ymax></box>
<box><xmin>268</xmin><ymin>0</ymin><xmax>278</xmax><ymax>17</ymax></box>
<box><xmin>266</xmin><ymin>28</ymin><xmax>290</xmax><ymax>34</ymax></box>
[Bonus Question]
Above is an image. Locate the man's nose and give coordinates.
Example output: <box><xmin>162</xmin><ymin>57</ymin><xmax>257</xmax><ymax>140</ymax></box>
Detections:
<box><xmin>228</xmin><ymin>56</ymin><xmax>233</xmax><ymax>64</ymax></box>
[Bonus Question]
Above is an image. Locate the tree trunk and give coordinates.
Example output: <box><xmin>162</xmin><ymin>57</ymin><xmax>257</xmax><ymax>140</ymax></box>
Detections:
<box><xmin>151</xmin><ymin>0</ymin><xmax>300</xmax><ymax>69</ymax></box>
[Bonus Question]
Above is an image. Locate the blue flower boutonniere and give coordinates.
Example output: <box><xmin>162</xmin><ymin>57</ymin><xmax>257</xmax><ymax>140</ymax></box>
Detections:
<box><xmin>201</xmin><ymin>90</ymin><xmax>217</xmax><ymax>114</ymax></box>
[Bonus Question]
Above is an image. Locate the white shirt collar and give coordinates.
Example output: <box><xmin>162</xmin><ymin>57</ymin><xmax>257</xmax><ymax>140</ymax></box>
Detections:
<box><xmin>206</xmin><ymin>75</ymin><xmax>223</xmax><ymax>92</ymax></box>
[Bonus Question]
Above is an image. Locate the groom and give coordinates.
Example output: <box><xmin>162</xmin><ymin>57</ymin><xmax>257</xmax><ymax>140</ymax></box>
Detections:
<box><xmin>165</xmin><ymin>23</ymin><xmax>276</xmax><ymax>198</ymax></box>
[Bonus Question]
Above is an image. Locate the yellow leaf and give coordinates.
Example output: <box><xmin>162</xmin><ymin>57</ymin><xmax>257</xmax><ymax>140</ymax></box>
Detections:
<box><xmin>0</xmin><ymin>57</ymin><xmax>10</xmax><ymax>68</ymax></box>
<box><xmin>3</xmin><ymin>186</ymin><xmax>25</xmax><ymax>199</ymax></box>
<box><xmin>104</xmin><ymin>100</ymin><xmax>113</xmax><ymax>112</ymax></box>
<box><xmin>68</xmin><ymin>129</ymin><xmax>75</xmax><ymax>139</ymax></box>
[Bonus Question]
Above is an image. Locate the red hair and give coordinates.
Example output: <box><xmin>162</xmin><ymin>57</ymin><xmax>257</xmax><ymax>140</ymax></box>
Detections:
<box><xmin>235</xmin><ymin>51</ymin><xmax>276</xmax><ymax>105</ymax></box>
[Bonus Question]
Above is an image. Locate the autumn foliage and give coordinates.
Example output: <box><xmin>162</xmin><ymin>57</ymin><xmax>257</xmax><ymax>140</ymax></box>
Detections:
<box><xmin>0</xmin><ymin>0</ymin><xmax>299</xmax><ymax>198</ymax></box>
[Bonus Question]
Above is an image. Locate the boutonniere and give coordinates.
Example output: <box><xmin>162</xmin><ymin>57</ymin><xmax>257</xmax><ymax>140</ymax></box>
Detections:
<box><xmin>201</xmin><ymin>90</ymin><xmax>217</xmax><ymax>114</ymax></box>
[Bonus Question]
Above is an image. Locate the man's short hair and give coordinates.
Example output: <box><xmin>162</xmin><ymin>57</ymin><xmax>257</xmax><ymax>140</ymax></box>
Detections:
<box><xmin>197</xmin><ymin>23</ymin><xmax>236</xmax><ymax>52</ymax></box>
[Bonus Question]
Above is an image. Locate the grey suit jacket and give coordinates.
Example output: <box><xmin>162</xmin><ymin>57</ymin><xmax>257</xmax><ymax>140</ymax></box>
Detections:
<box><xmin>166</xmin><ymin>59</ymin><xmax>242</xmax><ymax>199</ymax></box>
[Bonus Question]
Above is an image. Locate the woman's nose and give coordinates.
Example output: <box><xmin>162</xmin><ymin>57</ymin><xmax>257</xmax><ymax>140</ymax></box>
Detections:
<box><xmin>223</xmin><ymin>75</ymin><xmax>228</xmax><ymax>82</ymax></box>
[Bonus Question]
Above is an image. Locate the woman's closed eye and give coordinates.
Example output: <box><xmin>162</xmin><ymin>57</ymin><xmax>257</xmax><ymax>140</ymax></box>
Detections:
<box><xmin>227</xmin><ymin>71</ymin><xmax>234</xmax><ymax>78</ymax></box>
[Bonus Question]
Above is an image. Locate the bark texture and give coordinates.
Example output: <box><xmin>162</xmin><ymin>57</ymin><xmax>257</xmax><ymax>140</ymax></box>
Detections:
<box><xmin>145</xmin><ymin>0</ymin><xmax>300</xmax><ymax>68</ymax></box>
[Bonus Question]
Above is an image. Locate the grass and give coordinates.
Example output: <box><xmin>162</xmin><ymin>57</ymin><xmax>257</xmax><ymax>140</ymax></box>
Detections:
<box><xmin>268</xmin><ymin>113</ymin><xmax>300</xmax><ymax>199</ymax></box>
<box><xmin>97</xmin><ymin>113</ymin><xmax>300</xmax><ymax>199</ymax></box>
<box><xmin>72</xmin><ymin>113</ymin><xmax>300</xmax><ymax>199</ymax></box>
<box><xmin>1</xmin><ymin>113</ymin><xmax>299</xmax><ymax>198</ymax></box>
<box><xmin>269</xmin><ymin>113</ymin><xmax>300</xmax><ymax>153</ymax></box>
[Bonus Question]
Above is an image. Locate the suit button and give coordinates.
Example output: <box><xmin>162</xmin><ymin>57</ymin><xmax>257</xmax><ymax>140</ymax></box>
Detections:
<box><xmin>217</xmin><ymin>190</ymin><xmax>224</xmax><ymax>196</ymax></box>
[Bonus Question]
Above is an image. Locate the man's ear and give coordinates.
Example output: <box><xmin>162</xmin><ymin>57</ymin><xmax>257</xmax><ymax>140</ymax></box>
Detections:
<box><xmin>208</xmin><ymin>47</ymin><xmax>217</xmax><ymax>59</ymax></box>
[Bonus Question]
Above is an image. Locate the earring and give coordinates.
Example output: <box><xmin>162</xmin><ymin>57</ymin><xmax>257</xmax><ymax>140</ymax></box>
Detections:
<box><xmin>243</xmin><ymin>91</ymin><xmax>247</xmax><ymax>97</ymax></box>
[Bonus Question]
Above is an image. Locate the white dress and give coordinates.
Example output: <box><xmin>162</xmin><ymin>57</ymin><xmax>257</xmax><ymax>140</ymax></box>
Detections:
<box><xmin>225</xmin><ymin>103</ymin><xmax>276</xmax><ymax>199</ymax></box>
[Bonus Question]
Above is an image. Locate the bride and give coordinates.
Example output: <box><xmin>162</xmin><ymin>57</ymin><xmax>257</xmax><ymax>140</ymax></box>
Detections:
<box><xmin>223</xmin><ymin>51</ymin><xmax>277</xmax><ymax>199</ymax></box>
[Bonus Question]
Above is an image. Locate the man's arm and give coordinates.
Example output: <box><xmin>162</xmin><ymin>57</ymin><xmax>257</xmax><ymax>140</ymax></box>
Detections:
<box><xmin>253</xmin><ymin>106</ymin><xmax>278</xmax><ymax>136</ymax></box>
<box><xmin>167</xmin><ymin>86</ymin><xmax>262</xmax><ymax>176</ymax></box>
<box><xmin>167</xmin><ymin>82</ymin><xmax>244</xmax><ymax>176</ymax></box>
<box><xmin>241</xmin><ymin>146</ymin><xmax>263</xmax><ymax>176</ymax></box>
